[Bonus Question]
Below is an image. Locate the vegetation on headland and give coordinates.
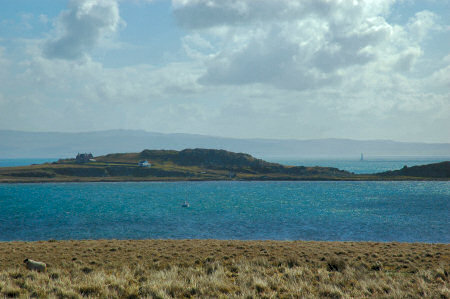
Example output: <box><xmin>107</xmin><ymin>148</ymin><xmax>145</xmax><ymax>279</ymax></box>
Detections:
<box><xmin>0</xmin><ymin>149</ymin><xmax>449</xmax><ymax>183</ymax></box>
<box><xmin>0</xmin><ymin>239</ymin><xmax>448</xmax><ymax>298</ymax></box>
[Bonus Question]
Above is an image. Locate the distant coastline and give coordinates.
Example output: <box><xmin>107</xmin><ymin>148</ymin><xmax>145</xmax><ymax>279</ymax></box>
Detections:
<box><xmin>2</xmin><ymin>130</ymin><xmax>450</xmax><ymax>159</ymax></box>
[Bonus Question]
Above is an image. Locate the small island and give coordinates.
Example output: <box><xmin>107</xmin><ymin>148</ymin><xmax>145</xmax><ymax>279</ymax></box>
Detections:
<box><xmin>0</xmin><ymin>149</ymin><xmax>448</xmax><ymax>183</ymax></box>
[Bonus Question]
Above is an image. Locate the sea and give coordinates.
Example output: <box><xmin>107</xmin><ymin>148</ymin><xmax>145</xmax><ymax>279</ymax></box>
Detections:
<box><xmin>0</xmin><ymin>157</ymin><xmax>449</xmax><ymax>243</ymax></box>
<box><xmin>267</xmin><ymin>156</ymin><xmax>450</xmax><ymax>174</ymax></box>
<box><xmin>0</xmin><ymin>158</ymin><xmax>58</xmax><ymax>168</ymax></box>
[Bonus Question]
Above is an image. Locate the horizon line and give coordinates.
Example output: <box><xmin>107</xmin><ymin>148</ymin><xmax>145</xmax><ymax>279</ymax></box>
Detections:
<box><xmin>1</xmin><ymin>129</ymin><xmax>449</xmax><ymax>145</ymax></box>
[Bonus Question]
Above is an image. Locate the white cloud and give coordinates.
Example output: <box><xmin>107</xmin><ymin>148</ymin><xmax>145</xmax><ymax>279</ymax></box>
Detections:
<box><xmin>407</xmin><ymin>10</ymin><xmax>439</xmax><ymax>41</ymax></box>
<box><xmin>172</xmin><ymin>0</ymin><xmax>418</xmax><ymax>91</ymax></box>
<box><xmin>0</xmin><ymin>43</ymin><xmax>207</xmax><ymax>132</ymax></box>
<box><xmin>43</xmin><ymin>0</ymin><xmax>123</xmax><ymax>60</ymax></box>
<box><xmin>427</xmin><ymin>62</ymin><xmax>450</xmax><ymax>92</ymax></box>
<box><xmin>392</xmin><ymin>47</ymin><xmax>422</xmax><ymax>72</ymax></box>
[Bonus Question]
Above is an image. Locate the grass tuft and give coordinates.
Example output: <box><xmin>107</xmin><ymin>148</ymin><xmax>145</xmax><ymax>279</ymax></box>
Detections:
<box><xmin>370</xmin><ymin>261</ymin><xmax>383</xmax><ymax>271</ymax></box>
<box><xmin>327</xmin><ymin>257</ymin><xmax>346</xmax><ymax>272</ymax></box>
<box><xmin>78</xmin><ymin>285</ymin><xmax>102</xmax><ymax>297</ymax></box>
<box><xmin>3</xmin><ymin>287</ymin><xmax>21</xmax><ymax>298</ymax></box>
<box><xmin>80</xmin><ymin>267</ymin><xmax>93</xmax><ymax>274</ymax></box>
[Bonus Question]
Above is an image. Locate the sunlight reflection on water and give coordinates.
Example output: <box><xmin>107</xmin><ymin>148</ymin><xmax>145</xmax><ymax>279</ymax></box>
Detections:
<box><xmin>0</xmin><ymin>181</ymin><xmax>448</xmax><ymax>242</ymax></box>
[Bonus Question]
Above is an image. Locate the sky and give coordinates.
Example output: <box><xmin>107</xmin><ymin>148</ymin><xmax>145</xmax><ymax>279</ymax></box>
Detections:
<box><xmin>0</xmin><ymin>0</ymin><xmax>449</xmax><ymax>142</ymax></box>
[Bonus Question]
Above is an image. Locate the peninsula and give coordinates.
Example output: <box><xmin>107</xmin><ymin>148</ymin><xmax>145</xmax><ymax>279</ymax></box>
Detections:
<box><xmin>0</xmin><ymin>149</ymin><xmax>449</xmax><ymax>183</ymax></box>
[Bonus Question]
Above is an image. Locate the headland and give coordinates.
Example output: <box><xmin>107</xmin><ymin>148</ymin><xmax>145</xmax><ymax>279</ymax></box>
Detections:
<box><xmin>0</xmin><ymin>149</ymin><xmax>448</xmax><ymax>183</ymax></box>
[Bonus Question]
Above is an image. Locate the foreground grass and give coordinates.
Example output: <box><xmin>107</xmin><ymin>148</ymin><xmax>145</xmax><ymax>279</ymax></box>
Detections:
<box><xmin>0</xmin><ymin>240</ymin><xmax>448</xmax><ymax>298</ymax></box>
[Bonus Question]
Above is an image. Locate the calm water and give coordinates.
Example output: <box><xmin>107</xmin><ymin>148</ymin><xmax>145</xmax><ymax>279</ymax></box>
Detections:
<box><xmin>0</xmin><ymin>181</ymin><xmax>448</xmax><ymax>242</ymax></box>
<box><xmin>0</xmin><ymin>158</ymin><xmax>57</xmax><ymax>167</ymax></box>
<box><xmin>268</xmin><ymin>156</ymin><xmax>450</xmax><ymax>174</ymax></box>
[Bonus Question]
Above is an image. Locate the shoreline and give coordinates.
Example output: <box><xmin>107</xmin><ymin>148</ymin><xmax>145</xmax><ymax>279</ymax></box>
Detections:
<box><xmin>1</xmin><ymin>177</ymin><xmax>448</xmax><ymax>184</ymax></box>
<box><xmin>2</xmin><ymin>238</ymin><xmax>449</xmax><ymax>244</ymax></box>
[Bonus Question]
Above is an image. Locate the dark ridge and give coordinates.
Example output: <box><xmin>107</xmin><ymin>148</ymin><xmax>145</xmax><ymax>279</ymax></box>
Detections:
<box><xmin>139</xmin><ymin>149</ymin><xmax>178</xmax><ymax>160</ymax></box>
<box><xmin>174</xmin><ymin>148</ymin><xmax>280</xmax><ymax>169</ymax></box>
<box><xmin>378</xmin><ymin>161</ymin><xmax>450</xmax><ymax>178</ymax></box>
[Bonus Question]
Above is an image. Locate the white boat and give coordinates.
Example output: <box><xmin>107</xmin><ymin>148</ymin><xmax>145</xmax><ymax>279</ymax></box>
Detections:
<box><xmin>182</xmin><ymin>200</ymin><xmax>190</xmax><ymax>208</ymax></box>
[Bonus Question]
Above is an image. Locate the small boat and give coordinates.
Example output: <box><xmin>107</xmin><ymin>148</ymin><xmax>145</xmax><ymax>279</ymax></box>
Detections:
<box><xmin>181</xmin><ymin>200</ymin><xmax>190</xmax><ymax>208</ymax></box>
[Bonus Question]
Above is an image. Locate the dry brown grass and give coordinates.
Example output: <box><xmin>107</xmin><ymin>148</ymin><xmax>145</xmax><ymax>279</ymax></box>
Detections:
<box><xmin>0</xmin><ymin>239</ymin><xmax>448</xmax><ymax>298</ymax></box>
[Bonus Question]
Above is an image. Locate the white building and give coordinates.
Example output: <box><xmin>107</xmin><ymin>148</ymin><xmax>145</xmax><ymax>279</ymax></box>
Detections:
<box><xmin>138</xmin><ymin>160</ymin><xmax>151</xmax><ymax>167</ymax></box>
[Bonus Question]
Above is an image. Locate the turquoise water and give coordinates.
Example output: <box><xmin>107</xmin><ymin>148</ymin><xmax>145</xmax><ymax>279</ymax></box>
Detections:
<box><xmin>268</xmin><ymin>157</ymin><xmax>450</xmax><ymax>174</ymax></box>
<box><xmin>0</xmin><ymin>181</ymin><xmax>448</xmax><ymax>242</ymax></box>
<box><xmin>0</xmin><ymin>158</ymin><xmax>57</xmax><ymax>167</ymax></box>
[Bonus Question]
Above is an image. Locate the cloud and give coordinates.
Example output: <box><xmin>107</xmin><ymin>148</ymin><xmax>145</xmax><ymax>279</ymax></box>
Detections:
<box><xmin>1</xmin><ymin>0</ymin><xmax>448</xmax><ymax>142</ymax></box>
<box><xmin>0</xmin><ymin>46</ymin><xmax>11</xmax><ymax>83</ymax></box>
<box><xmin>173</xmin><ymin>0</ymin><xmax>395</xmax><ymax>29</ymax></box>
<box><xmin>392</xmin><ymin>47</ymin><xmax>422</xmax><ymax>72</ymax></box>
<box><xmin>39</xmin><ymin>14</ymin><xmax>49</xmax><ymax>24</ymax></box>
<box><xmin>0</xmin><ymin>39</ymin><xmax>207</xmax><ymax>133</ymax></box>
<box><xmin>173</xmin><ymin>0</ymin><xmax>406</xmax><ymax>90</ymax></box>
<box><xmin>43</xmin><ymin>0</ymin><xmax>122</xmax><ymax>60</ymax></box>
<box><xmin>407</xmin><ymin>10</ymin><xmax>439</xmax><ymax>41</ymax></box>
<box><xmin>427</xmin><ymin>58</ymin><xmax>450</xmax><ymax>92</ymax></box>
<box><xmin>172</xmin><ymin>0</ymin><xmax>449</xmax><ymax>92</ymax></box>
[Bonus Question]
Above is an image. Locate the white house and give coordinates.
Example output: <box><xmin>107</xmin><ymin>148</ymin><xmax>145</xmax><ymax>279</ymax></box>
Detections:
<box><xmin>138</xmin><ymin>160</ymin><xmax>151</xmax><ymax>167</ymax></box>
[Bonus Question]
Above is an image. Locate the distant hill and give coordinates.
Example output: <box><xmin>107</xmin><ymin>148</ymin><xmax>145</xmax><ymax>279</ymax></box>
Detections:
<box><xmin>0</xmin><ymin>130</ymin><xmax>449</xmax><ymax>159</ymax></box>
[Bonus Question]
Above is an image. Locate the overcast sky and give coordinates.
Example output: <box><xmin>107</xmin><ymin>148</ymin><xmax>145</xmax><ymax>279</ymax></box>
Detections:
<box><xmin>0</xmin><ymin>0</ymin><xmax>449</xmax><ymax>142</ymax></box>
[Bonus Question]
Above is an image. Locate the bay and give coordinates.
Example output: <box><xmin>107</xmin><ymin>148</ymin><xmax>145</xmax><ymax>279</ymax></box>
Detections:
<box><xmin>267</xmin><ymin>156</ymin><xmax>450</xmax><ymax>174</ymax></box>
<box><xmin>0</xmin><ymin>181</ymin><xmax>448</xmax><ymax>242</ymax></box>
